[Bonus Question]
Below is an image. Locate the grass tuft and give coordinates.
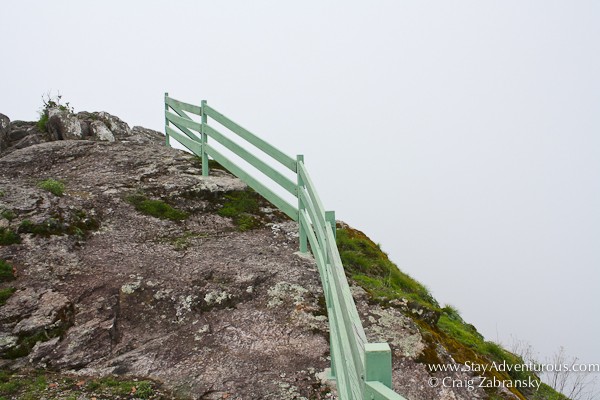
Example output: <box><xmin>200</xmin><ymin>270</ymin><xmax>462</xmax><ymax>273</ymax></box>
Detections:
<box><xmin>37</xmin><ymin>179</ymin><xmax>65</xmax><ymax>196</ymax></box>
<box><xmin>337</xmin><ymin>226</ymin><xmax>436</xmax><ymax>308</ymax></box>
<box><xmin>218</xmin><ymin>189</ymin><xmax>261</xmax><ymax>231</ymax></box>
<box><xmin>0</xmin><ymin>209</ymin><xmax>16</xmax><ymax>221</ymax></box>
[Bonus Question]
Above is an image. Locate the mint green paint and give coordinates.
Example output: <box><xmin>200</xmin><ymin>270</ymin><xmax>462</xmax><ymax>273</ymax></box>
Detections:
<box><xmin>364</xmin><ymin>382</ymin><xmax>408</xmax><ymax>400</ymax></box>
<box><xmin>166</xmin><ymin>126</ymin><xmax>202</xmax><ymax>155</ymax></box>
<box><xmin>206</xmin><ymin>144</ymin><xmax>298</xmax><ymax>220</ymax></box>
<box><xmin>166</xmin><ymin>96</ymin><xmax>202</xmax><ymax>115</ymax></box>
<box><xmin>326</xmin><ymin>210</ymin><xmax>336</xmax><ymax>239</ymax></box>
<box><xmin>164</xmin><ymin>94</ymin><xmax>407</xmax><ymax>400</ymax></box>
<box><xmin>203</xmin><ymin>103</ymin><xmax>297</xmax><ymax>172</ymax></box>
<box><xmin>201</xmin><ymin>100</ymin><xmax>208</xmax><ymax>176</ymax></box>
<box><xmin>164</xmin><ymin>92</ymin><xmax>170</xmax><ymax>146</ymax></box>
<box><xmin>364</xmin><ymin>343</ymin><xmax>392</xmax><ymax>388</ymax></box>
<box><xmin>166</xmin><ymin>110</ymin><xmax>202</xmax><ymax>132</ymax></box>
<box><xmin>204</xmin><ymin>124</ymin><xmax>297</xmax><ymax>195</ymax></box>
<box><xmin>297</xmin><ymin>155</ymin><xmax>308</xmax><ymax>253</ymax></box>
<box><xmin>167</xmin><ymin>106</ymin><xmax>200</xmax><ymax>141</ymax></box>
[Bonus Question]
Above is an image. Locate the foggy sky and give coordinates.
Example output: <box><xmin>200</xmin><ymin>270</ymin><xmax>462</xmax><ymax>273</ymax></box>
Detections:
<box><xmin>2</xmin><ymin>0</ymin><xmax>599</xmax><ymax>375</ymax></box>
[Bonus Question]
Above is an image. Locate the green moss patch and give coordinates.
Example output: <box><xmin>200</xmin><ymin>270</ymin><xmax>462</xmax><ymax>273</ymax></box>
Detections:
<box><xmin>126</xmin><ymin>193</ymin><xmax>188</xmax><ymax>221</ymax></box>
<box><xmin>0</xmin><ymin>227</ymin><xmax>20</xmax><ymax>245</ymax></box>
<box><xmin>0</xmin><ymin>260</ymin><xmax>15</xmax><ymax>282</ymax></box>
<box><xmin>218</xmin><ymin>189</ymin><xmax>262</xmax><ymax>231</ymax></box>
<box><xmin>37</xmin><ymin>179</ymin><xmax>65</xmax><ymax>196</ymax></box>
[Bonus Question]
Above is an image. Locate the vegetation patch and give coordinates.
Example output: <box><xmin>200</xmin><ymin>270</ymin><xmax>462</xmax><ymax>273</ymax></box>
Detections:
<box><xmin>2</xmin><ymin>302</ymin><xmax>74</xmax><ymax>360</ymax></box>
<box><xmin>0</xmin><ymin>287</ymin><xmax>17</xmax><ymax>306</ymax></box>
<box><xmin>36</xmin><ymin>93</ymin><xmax>74</xmax><ymax>132</ymax></box>
<box><xmin>0</xmin><ymin>260</ymin><xmax>15</xmax><ymax>282</ymax></box>
<box><xmin>336</xmin><ymin>226</ymin><xmax>437</xmax><ymax>309</ymax></box>
<box><xmin>436</xmin><ymin>306</ymin><xmax>530</xmax><ymax>381</ymax></box>
<box><xmin>0</xmin><ymin>369</ymin><xmax>171</xmax><ymax>400</ymax></box>
<box><xmin>126</xmin><ymin>193</ymin><xmax>188</xmax><ymax>221</ymax></box>
<box><xmin>37</xmin><ymin>179</ymin><xmax>65</xmax><ymax>197</ymax></box>
<box><xmin>18</xmin><ymin>210</ymin><xmax>99</xmax><ymax>238</ymax></box>
<box><xmin>0</xmin><ymin>209</ymin><xmax>16</xmax><ymax>221</ymax></box>
<box><xmin>0</xmin><ymin>227</ymin><xmax>20</xmax><ymax>245</ymax></box>
<box><xmin>2</xmin><ymin>331</ymin><xmax>54</xmax><ymax>360</ymax></box>
<box><xmin>218</xmin><ymin>189</ymin><xmax>262</xmax><ymax>231</ymax></box>
<box><xmin>335</xmin><ymin>224</ymin><xmax>566</xmax><ymax>399</ymax></box>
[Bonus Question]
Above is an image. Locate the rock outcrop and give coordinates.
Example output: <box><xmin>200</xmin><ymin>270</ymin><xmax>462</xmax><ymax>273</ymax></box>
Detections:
<box><xmin>0</xmin><ymin>137</ymin><xmax>334</xmax><ymax>399</ymax></box>
<box><xmin>0</xmin><ymin>108</ymin><xmax>164</xmax><ymax>155</ymax></box>
<box><xmin>0</xmin><ymin>109</ymin><xmax>530</xmax><ymax>400</ymax></box>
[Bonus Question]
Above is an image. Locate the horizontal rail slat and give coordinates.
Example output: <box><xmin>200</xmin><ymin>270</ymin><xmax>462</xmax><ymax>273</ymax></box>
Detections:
<box><xmin>165</xmin><ymin>126</ymin><xmax>202</xmax><ymax>155</ymax></box>
<box><xmin>166</xmin><ymin>110</ymin><xmax>202</xmax><ymax>132</ymax></box>
<box><xmin>365</xmin><ymin>382</ymin><xmax>408</xmax><ymax>400</ymax></box>
<box><xmin>203</xmin><ymin>104</ymin><xmax>297</xmax><ymax>172</ymax></box>
<box><xmin>166</xmin><ymin>96</ymin><xmax>202</xmax><ymax>116</ymax></box>
<box><xmin>205</xmin><ymin>144</ymin><xmax>298</xmax><ymax>221</ymax></box>
<box><xmin>167</xmin><ymin>110</ymin><xmax>199</xmax><ymax>141</ymax></box>
<box><xmin>204</xmin><ymin>124</ymin><xmax>297</xmax><ymax>196</ymax></box>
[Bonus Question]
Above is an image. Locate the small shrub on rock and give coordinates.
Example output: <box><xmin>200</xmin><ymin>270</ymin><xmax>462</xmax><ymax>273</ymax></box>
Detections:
<box><xmin>37</xmin><ymin>93</ymin><xmax>74</xmax><ymax>132</ymax></box>
<box><xmin>37</xmin><ymin>179</ymin><xmax>65</xmax><ymax>196</ymax></box>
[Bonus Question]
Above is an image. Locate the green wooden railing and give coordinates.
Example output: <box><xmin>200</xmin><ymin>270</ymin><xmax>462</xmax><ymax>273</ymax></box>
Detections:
<box><xmin>165</xmin><ymin>94</ymin><xmax>407</xmax><ymax>400</ymax></box>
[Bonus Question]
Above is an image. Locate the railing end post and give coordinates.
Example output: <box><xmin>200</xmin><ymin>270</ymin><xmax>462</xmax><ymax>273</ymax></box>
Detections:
<box><xmin>364</xmin><ymin>342</ymin><xmax>393</xmax><ymax>389</ymax></box>
<box><xmin>164</xmin><ymin>93</ymin><xmax>170</xmax><ymax>147</ymax></box>
<box><xmin>201</xmin><ymin>100</ymin><xmax>209</xmax><ymax>176</ymax></box>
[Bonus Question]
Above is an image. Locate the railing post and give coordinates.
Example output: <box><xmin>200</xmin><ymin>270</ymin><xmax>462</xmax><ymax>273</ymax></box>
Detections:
<box><xmin>164</xmin><ymin>92</ymin><xmax>170</xmax><ymax>146</ymax></box>
<box><xmin>201</xmin><ymin>100</ymin><xmax>209</xmax><ymax>176</ymax></box>
<box><xmin>325</xmin><ymin>210</ymin><xmax>336</xmax><ymax>239</ymax></box>
<box><xmin>364</xmin><ymin>343</ymin><xmax>393</xmax><ymax>397</ymax></box>
<box><xmin>296</xmin><ymin>155</ymin><xmax>308</xmax><ymax>253</ymax></box>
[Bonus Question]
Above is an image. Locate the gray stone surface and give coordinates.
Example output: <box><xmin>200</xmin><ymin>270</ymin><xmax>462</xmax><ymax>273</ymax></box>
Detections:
<box><xmin>48</xmin><ymin>107</ymin><xmax>83</xmax><ymax>140</ymax></box>
<box><xmin>0</xmin><ymin>140</ymin><xmax>332</xmax><ymax>399</ymax></box>
<box><xmin>0</xmin><ymin>112</ymin><xmax>511</xmax><ymax>399</ymax></box>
